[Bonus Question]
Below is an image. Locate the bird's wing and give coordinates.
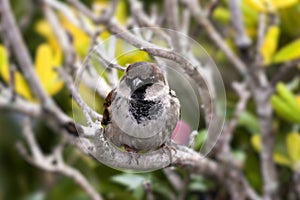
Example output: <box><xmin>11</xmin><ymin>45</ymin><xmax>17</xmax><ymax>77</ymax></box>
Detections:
<box><xmin>101</xmin><ymin>88</ymin><xmax>116</xmax><ymax>126</ymax></box>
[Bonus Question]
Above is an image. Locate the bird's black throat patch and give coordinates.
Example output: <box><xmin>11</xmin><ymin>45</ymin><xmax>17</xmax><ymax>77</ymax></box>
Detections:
<box><xmin>129</xmin><ymin>83</ymin><xmax>162</xmax><ymax>124</ymax></box>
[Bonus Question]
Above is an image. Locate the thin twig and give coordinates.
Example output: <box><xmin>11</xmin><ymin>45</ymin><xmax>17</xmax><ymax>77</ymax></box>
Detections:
<box><xmin>128</xmin><ymin>0</ymin><xmax>172</xmax><ymax>47</ymax></box>
<box><xmin>42</xmin><ymin>2</ymin><xmax>76</xmax><ymax>73</ymax></box>
<box><xmin>228</xmin><ymin>0</ymin><xmax>251</xmax><ymax>49</ymax></box>
<box><xmin>164</xmin><ymin>0</ymin><xmax>181</xmax><ymax>51</ymax></box>
<box><xmin>143</xmin><ymin>181</ymin><xmax>154</xmax><ymax>200</ymax></box>
<box><xmin>181</xmin><ymin>0</ymin><xmax>248</xmax><ymax>78</ymax></box>
<box><xmin>255</xmin><ymin>14</ymin><xmax>266</xmax><ymax>67</ymax></box>
<box><xmin>56</xmin><ymin>68</ymin><xmax>103</xmax><ymax>123</ymax></box>
<box><xmin>271</xmin><ymin>58</ymin><xmax>300</xmax><ymax>86</ymax></box>
<box><xmin>163</xmin><ymin>168</ymin><xmax>183</xmax><ymax>191</ymax></box>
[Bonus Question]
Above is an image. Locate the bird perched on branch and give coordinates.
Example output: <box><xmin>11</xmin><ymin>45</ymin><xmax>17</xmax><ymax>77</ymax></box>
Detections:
<box><xmin>102</xmin><ymin>62</ymin><xmax>180</xmax><ymax>152</ymax></box>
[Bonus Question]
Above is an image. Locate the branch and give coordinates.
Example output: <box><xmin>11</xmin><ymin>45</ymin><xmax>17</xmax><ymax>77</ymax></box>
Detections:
<box><xmin>57</xmin><ymin>68</ymin><xmax>103</xmax><ymax>123</ymax></box>
<box><xmin>0</xmin><ymin>0</ymin><xmax>51</xmax><ymax>105</ymax></box>
<box><xmin>128</xmin><ymin>0</ymin><xmax>172</xmax><ymax>47</ymax></box>
<box><xmin>42</xmin><ymin>2</ymin><xmax>76</xmax><ymax>72</ymax></box>
<box><xmin>223</xmin><ymin>82</ymin><xmax>250</xmax><ymax>145</ymax></box>
<box><xmin>180</xmin><ymin>0</ymin><xmax>248</xmax><ymax>78</ymax></box>
<box><xmin>228</xmin><ymin>0</ymin><xmax>251</xmax><ymax>49</ymax></box>
<box><xmin>143</xmin><ymin>181</ymin><xmax>155</xmax><ymax>200</ymax></box>
<box><xmin>254</xmin><ymin>14</ymin><xmax>266</xmax><ymax>66</ymax></box>
<box><xmin>294</xmin><ymin>165</ymin><xmax>300</xmax><ymax>199</ymax></box>
<box><xmin>0</xmin><ymin>79</ymin><xmax>260</xmax><ymax>199</ymax></box>
<box><xmin>271</xmin><ymin>58</ymin><xmax>300</xmax><ymax>86</ymax></box>
<box><xmin>17</xmin><ymin>117</ymin><xmax>103</xmax><ymax>200</ymax></box>
<box><xmin>164</xmin><ymin>0</ymin><xmax>181</xmax><ymax>51</ymax></box>
<box><xmin>0</xmin><ymin>86</ymin><xmax>41</xmax><ymax>117</ymax></box>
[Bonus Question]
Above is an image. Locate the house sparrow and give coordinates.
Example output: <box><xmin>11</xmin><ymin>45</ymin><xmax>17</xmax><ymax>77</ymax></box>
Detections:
<box><xmin>101</xmin><ymin>62</ymin><xmax>180</xmax><ymax>152</ymax></box>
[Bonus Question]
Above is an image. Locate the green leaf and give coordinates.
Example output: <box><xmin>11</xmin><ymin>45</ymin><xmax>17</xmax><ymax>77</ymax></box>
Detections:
<box><xmin>271</xmin><ymin>95</ymin><xmax>300</xmax><ymax>123</ymax></box>
<box><xmin>23</xmin><ymin>191</ymin><xmax>45</xmax><ymax>200</ymax></box>
<box><xmin>232</xmin><ymin>150</ymin><xmax>246</xmax><ymax>163</ymax></box>
<box><xmin>273</xmin><ymin>38</ymin><xmax>300</xmax><ymax>63</ymax></box>
<box><xmin>212</xmin><ymin>7</ymin><xmax>230</xmax><ymax>24</ymax></box>
<box><xmin>188</xmin><ymin>175</ymin><xmax>214</xmax><ymax>192</ymax></box>
<box><xmin>111</xmin><ymin>174</ymin><xmax>146</xmax><ymax>191</ymax></box>
<box><xmin>133</xmin><ymin>185</ymin><xmax>144</xmax><ymax>200</ymax></box>
<box><xmin>237</xmin><ymin>111</ymin><xmax>259</xmax><ymax>134</ymax></box>
<box><xmin>193</xmin><ymin>130</ymin><xmax>208</xmax><ymax>151</ymax></box>
<box><xmin>276</xmin><ymin>82</ymin><xmax>300</xmax><ymax>112</ymax></box>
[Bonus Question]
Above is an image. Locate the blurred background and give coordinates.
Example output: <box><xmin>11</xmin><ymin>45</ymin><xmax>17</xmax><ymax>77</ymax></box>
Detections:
<box><xmin>1</xmin><ymin>0</ymin><xmax>300</xmax><ymax>199</ymax></box>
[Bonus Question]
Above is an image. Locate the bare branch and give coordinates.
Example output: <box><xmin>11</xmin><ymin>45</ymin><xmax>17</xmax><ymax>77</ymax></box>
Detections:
<box><xmin>164</xmin><ymin>0</ymin><xmax>181</xmax><ymax>51</ymax></box>
<box><xmin>57</xmin><ymin>68</ymin><xmax>103</xmax><ymax>123</ymax></box>
<box><xmin>225</xmin><ymin>82</ymin><xmax>250</xmax><ymax>141</ymax></box>
<box><xmin>17</xmin><ymin>118</ymin><xmax>103</xmax><ymax>200</ymax></box>
<box><xmin>228</xmin><ymin>0</ymin><xmax>251</xmax><ymax>49</ymax></box>
<box><xmin>0</xmin><ymin>86</ymin><xmax>41</xmax><ymax>117</ymax></box>
<box><xmin>0</xmin><ymin>0</ymin><xmax>51</xmax><ymax>105</ymax></box>
<box><xmin>128</xmin><ymin>0</ymin><xmax>172</xmax><ymax>47</ymax></box>
<box><xmin>254</xmin><ymin>14</ymin><xmax>266</xmax><ymax>67</ymax></box>
<box><xmin>271</xmin><ymin>58</ymin><xmax>300</xmax><ymax>86</ymax></box>
<box><xmin>163</xmin><ymin>168</ymin><xmax>184</xmax><ymax>191</ymax></box>
<box><xmin>181</xmin><ymin>0</ymin><xmax>249</xmax><ymax>78</ymax></box>
<box><xmin>143</xmin><ymin>181</ymin><xmax>155</xmax><ymax>200</ymax></box>
<box><xmin>42</xmin><ymin>2</ymin><xmax>76</xmax><ymax>72</ymax></box>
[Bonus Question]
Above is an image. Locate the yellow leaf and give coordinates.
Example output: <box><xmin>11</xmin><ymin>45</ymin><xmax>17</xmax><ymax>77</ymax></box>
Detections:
<box><xmin>0</xmin><ymin>44</ymin><xmax>9</xmax><ymax>81</ymax></box>
<box><xmin>35</xmin><ymin>20</ymin><xmax>60</xmax><ymax>51</ymax></box>
<box><xmin>273</xmin><ymin>38</ymin><xmax>300</xmax><ymax>63</ymax></box>
<box><xmin>115</xmin><ymin>0</ymin><xmax>126</xmax><ymax>25</ymax></box>
<box><xmin>59</xmin><ymin>15</ymin><xmax>90</xmax><ymax>57</ymax></box>
<box><xmin>116</xmin><ymin>50</ymin><xmax>150</xmax><ymax>66</ymax></box>
<box><xmin>273</xmin><ymin>153</ymin><xmax>292</xmax><ymax>167</ymax></box>
<box><xmin>296</xmin><ymin>96</ymin><xmax>300</xmax><ymax>109</ymax></box>
<box><xmin>34</xmin><ymin>44</ymin><xmax>63</xmax><ymax>96</ymax></box>
<box><xmin>100</xmin><ymin>31</ymin><xmax>111</xmax><ymax>40</ymax></box>
<box><xmin>251</xmin><ymin>134</ymin><xmax>261</xmax><ymax>151</ymax></box>
<box><xmin>286</xmin><ymin>132</ymin><xmax>300</xmax><ymax>165</ymax></box>
<box><xmin>93</xmin><ymin>0</ymin><xmax>126</xmax><ymax>24</ymax></box>
<box><xmin>0</xmin><ymin>45</ymin><xmax>32</xmax><ymax>99</ymax></box>
<box><xmin>244</xmin><ymin>0</ymin><xmax>298</xmax><ymax>12</ymax></box>
<box><xmin>243</xmin><ymin>0</ymin><xmax>273</xmax><ymax>13</ymax></box>
<box><xmin>93</xmin><ymin>1</ymin><xmax>107</xmax><ymax>14</ymax></box>
<box><xmin>241</xmin><ymin>1</ymin><xmax>259</xmax><ymax>37</ymax></box>
<box><xmin>270</xmin><ymin>0</ymin><xmax>299</xmax><ymax>9</ymax></box>
<box><xmin>260</xmin><ymin>25</ymin><xmax>280</xmax><ymax>65</ymax></box>
<box><xmin>35</xmin><ymin>20</ymin><xmax>53</xmax><ymax>38</ymax></box>
<box><xmin>14</xmin><ymin>73</ymin><xmax>33</xmax><ymax>100</ymax></box>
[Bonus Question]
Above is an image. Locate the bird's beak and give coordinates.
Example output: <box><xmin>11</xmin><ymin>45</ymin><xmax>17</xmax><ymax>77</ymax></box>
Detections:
<box><xmin>132</xmin><ymin>77</ymin><xmax>143</xmax><ymax>89</ymax></box>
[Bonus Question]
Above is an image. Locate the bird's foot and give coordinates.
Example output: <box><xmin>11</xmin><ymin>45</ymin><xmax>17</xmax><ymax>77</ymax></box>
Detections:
<box><xmin>124</xmin><ymin>145</ymin><xmax>140</xmax><ymax>165</ymax></box>
<box><xmin>160</xmin><ymin>142</ymin><xmax>176</xmax><ymax>164</ymax></box>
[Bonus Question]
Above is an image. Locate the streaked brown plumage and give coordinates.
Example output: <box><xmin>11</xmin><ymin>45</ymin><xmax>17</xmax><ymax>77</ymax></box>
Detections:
<box><xmin>102</xmin><ymin>62</ymin><xmax>180</xmax><ymax>152</ymax></box>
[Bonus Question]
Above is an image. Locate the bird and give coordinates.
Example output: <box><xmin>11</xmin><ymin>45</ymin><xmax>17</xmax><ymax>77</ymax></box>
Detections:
<box><xmin>101</xmin><ymin>62</ymin><xmax>180</xmax><ymax>152</ymax></box>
